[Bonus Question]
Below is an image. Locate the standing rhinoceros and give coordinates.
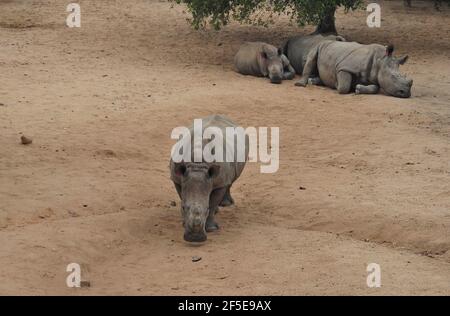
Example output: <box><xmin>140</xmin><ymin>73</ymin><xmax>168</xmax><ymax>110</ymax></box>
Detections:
<box><xmin>170</xmin><ymin>115</ymin><xmax>248</xmax><ymax>242</ymax></box>
<box><xmin>234</xmin><ymin>42</ymin><xmax>295</xmax><ymax>84</ymax></box>
<box><xmin>295</xmin><ymin>42</ymin><xmax>413</xmax><ymax>98</ymax></box>
<box><xmin>283</xmin><ymin>34</ymin><xmax>346</xmax><ymax>76</ymax></box>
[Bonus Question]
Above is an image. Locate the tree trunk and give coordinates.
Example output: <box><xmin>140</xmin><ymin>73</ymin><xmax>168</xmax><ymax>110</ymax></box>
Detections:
<box><xmin>313</xmin><ymin>7</ymin><xmax>337</xmax><ymax>35</ymax></box>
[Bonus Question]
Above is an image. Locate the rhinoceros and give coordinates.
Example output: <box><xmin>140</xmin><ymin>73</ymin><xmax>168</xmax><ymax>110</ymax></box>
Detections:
<box><xmin>295</xmin><ymin>42</ymin><xmax>413</xmax><ymax>98</ymax></box>
<box><xmin>170</xmin><ymin>115</ymin><xmax>248</xmax><ymax>242</ymax></box>
<box><xmin>234</xmin><ymin>42</ymin><xmax>295</xmax><ymax>84</ymax></box>
<box><xmin>283</xmin><ymin>34</ymin><xmax>346</xmax><ymax>76</ymax></box>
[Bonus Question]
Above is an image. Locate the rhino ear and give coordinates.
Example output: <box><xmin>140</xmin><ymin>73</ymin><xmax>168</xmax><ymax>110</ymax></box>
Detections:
<box><xmin>386</xmin><ymin>44</ymin><xmax>394</xmax><ymax>56</ymax></box>
<box><xmin>174</xmin><ymin>162</ymin><xmax>187</xmax><ymax>177</ymax></box>
<box><xmin>208</xmin><ymin>165</ymin><xmax>220</xmax><ymax>179</ymax></box>
<box><xmin>398</xmin><ymin>55</ymin><xmax>409</xmax><ymax>65</ymax></box>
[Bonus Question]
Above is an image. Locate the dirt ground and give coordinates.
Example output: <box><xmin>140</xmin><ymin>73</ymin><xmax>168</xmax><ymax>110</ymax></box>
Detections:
<box><xmin>0</xmin><ymin>0</ymin><xmax>449</xmax><ymax>295</ymax></box>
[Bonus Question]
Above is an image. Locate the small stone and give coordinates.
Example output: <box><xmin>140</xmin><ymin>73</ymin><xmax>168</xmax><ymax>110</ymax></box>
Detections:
<box><xmin>170</xmin><ymin>201</ymin><xmax>176</xmax><ymax>207</ymax></box>
<box><xmin>299</xmin><ymin>186</ymin><xmax>306</xmax><ymax>190</ymax></box>
<box><xmin>192</xmin><ymin>256</ymin><xmax>202</xmax><ymax>262</ymax></box>
<box><xmin>21</xmin><ymin>135</ymin><xmax>32</xmax><ymax>145</ymax></box>
<box><xmin>68</xmin><ymin>210</ymin><xmax>79</xmax><ymax>217</ymax></box>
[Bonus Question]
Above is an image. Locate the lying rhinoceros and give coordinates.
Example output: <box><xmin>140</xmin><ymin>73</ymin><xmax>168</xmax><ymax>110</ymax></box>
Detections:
<box><xmin>170</xmin><ymin>115</ymin><xmax>248</xmax><ymax>242</ymax></box>
<box><xmin>283</xmin><ymin>34</ymin><xmax>346</xmax><ymax>76</ymax></box>
<box><xmin>234</xmin><ymin>42</ymin><xmax>295</xmax><ymax>84</ymax></box>
<box><xmin>296</xmin><ymin>42</ymin><xmax>413</xmax><ymax>98</ymax></box>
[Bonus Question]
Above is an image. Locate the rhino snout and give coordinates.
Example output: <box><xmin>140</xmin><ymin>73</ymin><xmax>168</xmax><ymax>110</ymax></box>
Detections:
<box><xmin>270</xmin><ymin>74</ymin><xmax>282</xmax><ymax>84</ymax></box>
<box><xmin>395</xmin><ymin>80</ymin><xmax>413</xmax><ymax>98</ymax></box>
<box><xmin>184</xmin><ymin>221</ymin><xmax>207</xmax><ymax>242</ymax></box>
<box><xmin>183</xmin><ymin>204</ymin><xmax>208</xmax><ymax>242</ymax></box>
<box><xmin>396</xmin><ymin>89</ymin><xmax>411</xmax><ymax>98</ymax></box>
<box><xmin>184</xmin><ymin>231</ymin><xmax>207</xmax><ymax>243</ymax></box>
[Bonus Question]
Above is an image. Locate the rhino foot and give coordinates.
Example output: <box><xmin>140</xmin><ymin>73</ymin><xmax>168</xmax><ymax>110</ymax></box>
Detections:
<box><xmin>219</xmin><ymin>188</ymin><xmax>234</xmax><ymax>207</ymax></box>
<box><xmin>308</xmin><ymin>77</ymin><xmax>322</xmax><ymax>86</ymax></box>
<box><xmin>295</xmin><ymin>79</ymin><xmax>308</xmax><ymax>87</ymax></box>
<box><xmin>219</xmin><ymin>195</ymin><xmax>234</xmax><ymax>207</ymax></box>
<box><xmin>206</xmin><ymin>218</ymin><xmax>220</xmax><ymax>232</ymax></box>
<box><xmin>283</xmin><ymin>72</ymin><xmax>295</xmax><ymax>81</ymax></box>
<box><xmin>355</xmin><ymin>84</ymin><xmax>362</xmax><ymax>95</ymax></box>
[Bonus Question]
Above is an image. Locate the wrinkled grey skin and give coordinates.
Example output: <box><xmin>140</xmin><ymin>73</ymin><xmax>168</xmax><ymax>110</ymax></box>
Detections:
<box><xmin>234</xmin><ymin>42</ymin><xmax>295</xmax><ymax>84</ymax></box>
<box><xmin>296</xmin><ymin>41</ymin><xmax>413</xmax><ymax>98</ymax></box>
<box><xmin>170</xmin><ymin>115</ymin><xmax>248</xmax><ymax>243</ymax></box>
<box><xmin>283</xmin><ymin>34</ymin><xmax>346</xmax><ymax>76</ymax></box>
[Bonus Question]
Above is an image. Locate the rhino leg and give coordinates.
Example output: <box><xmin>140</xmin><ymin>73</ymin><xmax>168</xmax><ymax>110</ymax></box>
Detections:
<box><xmin>355</xmin><ymin>84</ymin><xmax>379</xmax><ymax>95</ymax></box>
<box><xmin>282</xmin><ymin>64</ymin><xmax>296</xmax><ymax>80</ymax></box>
<box><xmin>174</xmin><ymin>183</ymin><xmax>185</xmax><ymax>227</ymax></box>
<box><xmin>174</xmin><ymin>183</ymin><xmax>182</xmax><ymax>200</ymax></box>
<box><xmin>295</xmin><ymin>47</ymin><xmax>318</xmax><ymax>87</ymax></box>
<box><xmin>206</xmin><ymin>187</ymin><xmax>226</xmax><ymax>232</ymax></box>
<box><xmin>281</xmin><ymin>55</ymin><xmax>295</xmax><ymax>81</ymax></box>
<box><xmin>219</xmin><ymin>186</ymin><xmax>234</xmax><ymax>207</ymax></box>
<box><xmin>283</xmin><ymin>69</ymin><xmax>295</xmax><ymax>80</ymax></box>
<box><xmin>336</xmin><ymin>71</ymin><xmax>353</xmax><ymax>94</ymax></box>
<box><xmin>206</xmin><ymin>214</ymin><xmax>219</xmax><ymax>232</ymax></box>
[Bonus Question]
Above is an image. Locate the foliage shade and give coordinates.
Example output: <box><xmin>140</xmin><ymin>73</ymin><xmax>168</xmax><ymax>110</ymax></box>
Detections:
<box><xmin>173</xmin><ymin>0</ymin><xmax>450</xmax><ymax>30</ymax></box>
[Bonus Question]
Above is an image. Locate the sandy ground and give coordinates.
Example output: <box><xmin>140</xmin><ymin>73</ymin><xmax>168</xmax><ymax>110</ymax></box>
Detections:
<box><xmin>0</xmin><ymin>0</ymin><xmax>449</xmax><ymax>295</ymax></box>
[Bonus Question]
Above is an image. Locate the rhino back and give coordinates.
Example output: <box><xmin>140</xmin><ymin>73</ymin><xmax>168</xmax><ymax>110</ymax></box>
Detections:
<box><xmin>200</xmin><ymin>115</ymin><xmax>248</xmax><ymax>187</ymax></box>
<box><xmin>336</xmin><ymin>44</ymin><xmax>385</xmax><ymax>84</ymax></box>
<box><xmin>286</xmin><ymin>34</ymin><xmax>344</xmax><ymax>74</ymax></box>
<box><xmin>314</xmin><ymin>41</ymin><xmax>360</xmax><ymax>88</ymax></box>
<box><xmin>318</xmin><ymin>42</ymin><xmax>385</xmax><ymax>87</ymax></box>
<box><xmin>170</xmin><ymin>115</ymin><xmax>248</xmax><ymax>188</ymax></box>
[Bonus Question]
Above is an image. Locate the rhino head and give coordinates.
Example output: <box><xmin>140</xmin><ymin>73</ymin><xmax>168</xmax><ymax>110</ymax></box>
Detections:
<box><xmin>174</xmin><ymin>162</ymin><xmax>220</xmax><ymax>242</ymax></box>
<box><xmin>377</xmin><ymin>45</ymin><xmax>413</xmax><ymax>98</ymax></box>
<box><xmin>260</xmin><ymin>47</ymin><xmax>285</xmax><ymax>84</ymax></box>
